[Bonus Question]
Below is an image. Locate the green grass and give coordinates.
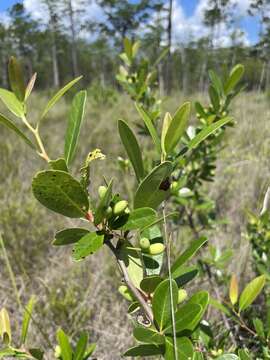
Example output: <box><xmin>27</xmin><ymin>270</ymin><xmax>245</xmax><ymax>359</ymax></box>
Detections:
<box><xmin>0</xmin><ymin>91</ymin><xmax>269</xmax><ymax>358</ymax></box>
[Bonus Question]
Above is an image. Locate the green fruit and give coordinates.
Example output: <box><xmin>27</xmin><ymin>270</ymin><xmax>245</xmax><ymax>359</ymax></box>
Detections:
<box><xmin>177</xmin><ymin>289</ymin><xmax>188</xmax><ymax>304</ymax></box>
<box><xmin>113</xmin><ymin>200</ymin><xmax>128</xmax><ymax>215</ymax></box>
<box><xmin>118</xmin><ymin>285</ymin><xmax>133</xmax><ymax>302</ymax></box>
<box><xmin>55</xmin><ymin>345</ymin><xmax>61</xmax><ymax>358</ymax></box>
<box><xmin>124</xmin><ymin>207</ymin><xmax>130</xmax><ymax>214</ymax></box>
<box><xmin>139</xmin><ymin>237</ymin><xmax>150</xmax><ymax>250</ymax></box>
<box><xmin>149</xmin><ymin>243</ymin><xmax>165</xmax><ymax>255</ymax></box>
<box><xmin>98</xmin><ymin>185</ymin><xmax>107</xmax><ymax>198</ymax></box>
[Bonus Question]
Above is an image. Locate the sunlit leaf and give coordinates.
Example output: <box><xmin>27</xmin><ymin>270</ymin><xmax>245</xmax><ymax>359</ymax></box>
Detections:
<box><xmin>64</xmin><ymin>90</ymin><xmax>87</xmax><ymax>166</ymax></box>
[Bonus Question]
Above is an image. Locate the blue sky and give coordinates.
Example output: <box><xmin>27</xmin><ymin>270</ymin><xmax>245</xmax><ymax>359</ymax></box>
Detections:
<box><xmin>0</xmin><ymin>0</ymin><xmax>260</xmax><ymax>45</ymax></box>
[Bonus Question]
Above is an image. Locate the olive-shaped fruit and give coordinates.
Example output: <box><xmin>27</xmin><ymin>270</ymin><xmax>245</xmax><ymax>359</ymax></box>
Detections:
<box><xmin>113</xmin><ymin>200</ymin><xmax>128</xmax><ymax>215</ymax></box>
<box><xmin>54</xmin><ymin>345</ymin><xmax>61</xmax><ymax>358</ymax></box>
<box><xmin>149</xmin><ymin>243</ymin><xmax>165</xmax><ymax>255</ymax></box>
<box><xmin>118</xmin><ymin>285</ymin><xmax>133</xmax><ymax>302</ymax></box>
<box><xmin>139</xmin><ymin>237</ymin><xmax>150</xmax><ymax>250</ymax></box>
<box><xmin>177</xmin><ymin>289</ymin><xmax>188</xmax><ymax>304</ymax></box>
<box><xmin>98</xmin><ymin>185</ymin><xmax>107</xmax><ymax>198</ymax></box>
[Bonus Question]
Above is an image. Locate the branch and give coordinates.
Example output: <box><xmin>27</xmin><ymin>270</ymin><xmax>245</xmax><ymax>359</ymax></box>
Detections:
<box><xmin>105</xmin><ymin>241</ymin><xmax>154</xmax><ymax>324</ymax></box>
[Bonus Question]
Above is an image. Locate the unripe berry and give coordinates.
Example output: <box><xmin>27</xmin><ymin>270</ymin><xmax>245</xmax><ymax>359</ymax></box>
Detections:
<box><xmin>55</xmin><ymin>345</ymin><xmax>61</xmax><ymax>358</ymax></box>
<box><xmin>177</xmin><ymin>289</ymin><xmax>188</xmax><ymax>304</ymax></box>
<box><xmin>139</xmin><ymin>237</ymin><xmax>150</xmax><ymax>251</ymax></box>
<box><xmin>113</xmin><ymin>200</ymin><xmax>128</xmax><ymax>215</ymax></box>
<box><xmin>118</xmin><ymin>285</ymin><xmax>133</xmax><ymax>301</ymax></box>
<box><xmin>98</xmin><ymin>185</ymin><xmax>107</xmax><ymax>198</ymax></box>
<box><xmin>149</xmin><ymin>243</ymin><xmax>165</xmax><ymax>255</ymax></box>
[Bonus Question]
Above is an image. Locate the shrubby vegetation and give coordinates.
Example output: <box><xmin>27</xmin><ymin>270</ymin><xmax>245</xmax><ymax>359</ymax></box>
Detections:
<box><xmin>0</xmin><ymin>31</ymin><xmax>269</xmax><ymax>359</ymax></box>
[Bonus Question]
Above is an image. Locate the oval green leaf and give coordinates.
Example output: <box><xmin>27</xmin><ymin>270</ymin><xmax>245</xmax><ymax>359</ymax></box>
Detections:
<box><xmin>133</xmin><ymin>327</ymin><xmax>164</xmax><ymax>345</ymax></box>
<box><xmin>119</xmin><ymin>207</ymin><xmax>157</xmax><ymax>231</ymax></box>
<box><xmin>32</xmin><ymin>170</ymin><xmax>89</xmax><ymax>218</ymax></box>
<box><xmin>72</xmin><ymin>232</ymin><xmax>104</xmax><ymax>260</ymax></box>
<box><xmin>239</xmin><ymin>275</ymin><xmax>265</xmax><ymax>312</ymax></box>
<box><xmin>165</xmin><ymin>336</ymin><xmax>193</xmax><ymax>360</ymax></box>
<box><xmin>41</xmin><ymin>76</ymin><xmax>82</xmax><ymax>119</ymax></box>
<box><xmin>53</xmin><ymin>228</ymin><xmax>89</xmax><ymax>246</ymax></box>
<box><xmin>0</xmin><ymin>113</ymin><xmax>36</xmax><ymax>149</ymax></box>
<box><xmin>8</xmin><ymin>57</ymin><xmax>25</xmax><ymax>102</ymax></box>
<box><xmin>164</xmin><ymin>102</ymin><xmax>190</xmax><ymax>154</ymax></box>
<box><xmin>64</xmin><ymin>90</ymin><xmax>87</xmax><ymax>166</ymax></box>
<box><xmin>152</xmin><ymin>278</ymin><xmax>178</xmax><ymax>331</ymax></box>
<box><xmin>134</xmin><ymin>161</ymin><xmax>173</xmax><ymax>209</ymax></box>
<box><xmin>118</xmin><ymin>119</ymin><xmax>144</xmax><ymax>182</ymax></box>
<box><xmin>0</xmin><ymin>88</ymin><xmax>24</xmax><ymax>117</ymax></box>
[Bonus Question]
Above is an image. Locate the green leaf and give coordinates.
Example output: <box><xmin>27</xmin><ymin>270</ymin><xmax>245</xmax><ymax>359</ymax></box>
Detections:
<box><xmin>253</xmin><ymin>318</ymin><xmax>264</xmax><ymax>338</ymax></box>
<box><xmin>134</xmin><ymin>161</ymin><xmax>173</xmax><ymax>209</ymax></box>
<box><xmin>239</xmin><ymin>275</ymin><xmax>266</xmax><ymax>312</ymax></box>
<box><xmin>164</xmin><ymin>102</ymin><xmax>190</xmax><ymax>154</ymax></box>
<box><xmin>64</xmin><ymin>90</ymin><xmax>87</xmax><ymax>166</ymax></box>
<box><xmin>135</xmin><ymin>103</ymin><xmax>161</xmax><ymax>153</ymax></box>
<box><xmin>0</xmin><ymin>113</ymin><xmax>36</xmax><ymax>149</ymax></box>
<box><xmin>118</xmin><ymin>241</ymin><xmax>144</xmax><ymax>289</ymax></box>
<box><xmin>172</xmin><ymin>265</ymin><xmax>198</xmax><ymax>287</ymax></box>
<box><xmin>133</xmin><ymin>327</ymin><xmax>164</xmax><ymax>345</ymax></box>
<box><xmin>20</xmin><ymin>296</ymin><xmax>36</xmax><ymax>345</ymax></box>
<box><xmin>209</xmin><ymin>85</ymin><xmax>220</xmax><ymax>112</ymax></box>
<box><xmin>123</xmin><ymin>344</ymin><xmax>162</xmax><ymax>357</ymax></box>
<box><xmin>56</xmin><ymin>328</ymin><xmax>72</xmax><ymax>360</ymax></box>
<box><xmin>84</xmin><ymin>343</ymin><xmax>96</xmax><ymax>357</ymax></box>
<box><xmin>8</xmin><ymin>57</ymin><xmax>25</xmax><ymax>101</ymax></box>
<box><xmin>53</xmin><ymin>228</ymin><xmax>89</xmax><ymax>246</ymax></box>
<box><xmin>49</xmin><ymin>158</ymin><xmax>68</xmax><ymax>172</ymax></box>
<box><xmin>74</xmin><ymin>332</ymin><xmax>88</xmax><ymax>360</ymax></box>
<box><xmin>171</xmin><ymin>237</ymin><xmax>207</xmax><ymax>273</ymax></box>
<box><xmin>152</xmin><ymin>278</ymin><xmax>178</xmax><ymax>331</ymax></box>
<box><xmin>185</xmin><ymin>291</ymin><xmax>209</xmax><ymax>328</ymax></box>
<box><xmin>123</xmin><ymin>38</ymin><xmax>133</xmax><ymax>60</ymax></box>
<box><xmin>0</xmin><ymin>308</ymin><xmax>11</xmax><ymax>345</ymax></box>
<box><xmin>94</xmin><ymin>179</ymin><xmax>113</xmax><ymax>226</ymax></box>
<box><xmin>209</xmin><ymin>69</ymin><xmax>223</xmax><ymax>95</ymax></box>
<box><xmin>161</xmin><ymin>112</ymin><xmax>172</xmax><ymax>155</ymax></box>
<box><xmin>165</xmin><ymin>336</ymin><xmax>193</xmax><ymax>360</ymax></box>
<box><xmin>0</xmin><ymin>88</ymin><xmax>24</xmax><ymax>117</ymax></box>
<box><xmin>32</xmin><ymin>170</ymin><xmax>89</xmax><ymax>218</ymax></box>
<box><xmin>41</xmin><ymin>76</ymin><xmax>82</xmax><ymax>119</ymax></box>
<box><xmin>188</xmin><ymin>117</ymin><xmax>232</xmax><ymax>150</ymax></box>
<box><xmin>238</xmin><ymin>349</ymin><xmax>251</xmax><ymax>360</ymax></box>
<box><xmin>140</xmin><ymin>275</ymin><xmax>163</xmax><ymax>294</ymax></box>
<box><xmin>72</xmin><ymin>232</ymin><xmax>104</xmax><ymax>260</ymax></box>
<box><xmin>195</xmin><ymin>102</ymin><xmax>207</xmax><ymax>119</ymax></box>
<box><xmin>164</xmin><ymin>303</ymin><xmax>202</xmax><ymax>334</ymax></box>
<box><xmin>118</xmin><ymin>119</ymin><xmax>144</xmax><ymax>182</ymax></box>
<box><xmin>119</xmin><ymin>208</ymin><xmax>157</xmax><ymax>231</ymax></box>
<box><xmin>224</xmin><ymin>64</ymin><xmax>244</xmax><ymax>95</ymax></box>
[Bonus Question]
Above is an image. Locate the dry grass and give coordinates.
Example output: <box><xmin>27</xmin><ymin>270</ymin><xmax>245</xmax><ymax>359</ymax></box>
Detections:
<box><xmin>0</xmin><ymin>91</ymin><xmax>269</xmax><ymax>358</ymax></box>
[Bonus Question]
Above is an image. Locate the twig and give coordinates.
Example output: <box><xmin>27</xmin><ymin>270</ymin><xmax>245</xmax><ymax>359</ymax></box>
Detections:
<box><xmin>163</xmin><ymin>204</ymin><xmax>178</xmax><ymax>360</ymax></box>
<box><xmin>105</xmin><ymin>240</ymin><xmax>154</xmax><ymax>324</ymax></box>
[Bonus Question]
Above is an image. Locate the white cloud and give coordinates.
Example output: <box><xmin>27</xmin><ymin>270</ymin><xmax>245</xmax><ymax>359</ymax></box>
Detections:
<box><xmin>171</xmin><ymin>0</ymin><xmax>251</xmax><ymax>47</ymax></box>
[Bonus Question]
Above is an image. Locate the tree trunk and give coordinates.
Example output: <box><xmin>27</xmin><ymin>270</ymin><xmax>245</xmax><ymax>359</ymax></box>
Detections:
<box><xmin>67</xmin><ymin>0</ymin><xmax>79</xmax><ymax>77</ymax></box>
<box><xmin>258</xmin><ymin>61</ymin><xmax>266</xmax><ymax>92</ymax></box>
<box><xmin>1</xmin><ymin>52</ymin><xmax>8</xmax><ymax>88</ymax></box>
<box><xmin>165</xmin><ymin>0</ymin><xmax>173</xmax><ymax>93</ymax></box>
